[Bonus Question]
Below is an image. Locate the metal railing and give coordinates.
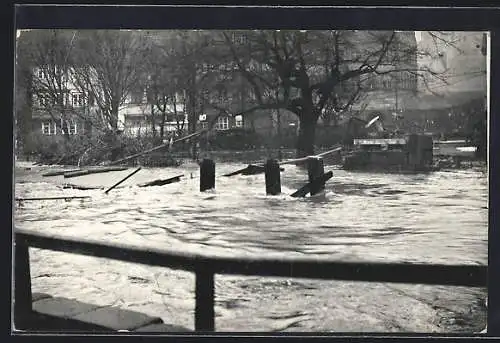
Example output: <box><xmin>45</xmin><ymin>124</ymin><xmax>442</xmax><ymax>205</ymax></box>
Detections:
<box><xmin>14</xmin><ymin>228</ymin><xmax>487</xmax><ymax>332</ymax></box>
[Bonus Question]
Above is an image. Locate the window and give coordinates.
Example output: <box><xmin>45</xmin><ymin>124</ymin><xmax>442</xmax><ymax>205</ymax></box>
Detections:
<box><xmin>41</xmin><ymin>121</ymin><xmax>57</xmax><ymax>135</ymax></box>
<box><xmin>231</xmin><ymin>32</ymin><xmax>248</xmax><ymax>45</ymax></box>
<box><xmin>68</xmin><ymin>121</ymin><xmax>77</xmax><ymax>135</ymax></box>
<box><xmin>382</xmin><ymin>78</ymin><xmax>392</xmax><ymax>89</ymax></box>
<box><xmin>42</xmin><ymin>121</ymin><xmax>51</xmax><ymax>135</ymax></box>
<box><xmin>37</xmin><ymin>94</ymin><xmax>48</xmax><ymax>107</ymax></box>
<box><xmin>60</xmin><ymin>119</ymin><xmax>78</xmax><ymax>135</ymax></box>
<box><xmin>200</xmin><ymin>122</ymin><xmax>208</xmax><ymax>129</ymax></box>
<box><xmin>71</xmin><ymin>93</ymin><xmax>84</xmax><ymax>107</ymax></box>
<box><xmin>216</xmin><ymin>116</ymin><xmax>229</xmax><ymax>130</ymax></box>
<box><xmin>235</xmin><ymin>115</ymin><xmax>243</xmax><ymax>128</ymax></box>
<box><xmin>200</xmin><ymin>63</ymin><xmax>212</xmax><ymax>73</ymax></box>
<box><xmin>37</xmin><ymin>68</ymin><xmax>44</xmax><ymax>79</ymax></box>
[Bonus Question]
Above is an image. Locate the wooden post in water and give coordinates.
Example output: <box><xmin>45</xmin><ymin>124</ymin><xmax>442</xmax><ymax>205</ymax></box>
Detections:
<box><xmin>14</xmin><ymin>237</ymin><xmax>32</xmax><ymax>330</ymax></box>
<box><xmin>195</xmin><ymin>267</ymin><xmax>215</xmax><ymax>331</ymax></box>
<box><xmin>264</xmin><ymin>159</ymin><xmax>281</xmax><ymax>195</ymax></box>
<box><xmin>307</xmin><ymin>157</ymin><xmax>325</xmax><ymax>196</ymax></box>
<box><xmin>407</xmin><ymin>134</ymin><xmax>433</xmax><ymax>171</ymax></box>
<box><xmin>200</xmin><ymin>159</ymin><xmax>215</xmax><ymax>192</ymax></box>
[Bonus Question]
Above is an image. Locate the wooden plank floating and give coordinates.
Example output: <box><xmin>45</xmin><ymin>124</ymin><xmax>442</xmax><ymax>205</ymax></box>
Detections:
<box><xmin>62</xmin><ymin>184</ymin><xmax>103</xmax><ymax>190</ymax></box>
<box><xmin>280</xmin><ymin>147</ymin><xmax>342</xmax><ymax>166</ymax></box>
<box><xmin>104</xmin><ymin>167</ymin><xmax>142</xmax><ymax>194</ymax></box>
<box><xmin>223</xmin><ymin>164</ymin><xmax>263</xmax><ymax>177</ymax></box>
<box><xmin>138</xmin><ymin>175</ymin><xmax>184</xmax><ymax>188</ymax></box>
<box><xmin>15</xmin><ymin>196</ymin><xmax>92</xmax><ymax>201</ymax></box>
<box><xmin>43</xmin><ymin>169</ymin><xmax>81</xmax><ymax>177</ymax></box>
<box><xmin>64</xmin><ymin>166</ymin><xmax>128</xmax><ymax>179</ymax></box>
<box><xmin>224</xmin><ymin>164</ymin><xmax>284</xmax><ymax>177</ymax></box>
<box><xmin>290</xmin><ymin>171</ymin><xmax>334</xmax><ymax>198</ymax></box>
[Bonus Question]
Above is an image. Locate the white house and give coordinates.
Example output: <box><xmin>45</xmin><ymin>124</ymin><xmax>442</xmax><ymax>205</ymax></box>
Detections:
<box><xmin>30</xmin><ymin>65</ymin><xmax>191</xmax><ymax>138</ymax></box>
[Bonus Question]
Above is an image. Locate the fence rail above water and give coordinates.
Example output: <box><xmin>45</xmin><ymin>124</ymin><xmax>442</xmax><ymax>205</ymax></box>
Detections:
<box><xmin>14</xmin><ymin>228</ymin><xmax>487</xmax><ymax>332</ymax></box>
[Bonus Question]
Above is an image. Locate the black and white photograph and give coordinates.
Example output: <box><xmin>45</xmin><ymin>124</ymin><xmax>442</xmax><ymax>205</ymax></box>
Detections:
<box><xmin>13</xmin><ymin>19</ymin><xmax>488</xmax><ymax>334</ymax></box>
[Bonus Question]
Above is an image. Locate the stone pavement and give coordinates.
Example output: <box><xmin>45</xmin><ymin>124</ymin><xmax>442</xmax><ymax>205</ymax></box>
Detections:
<box><xmin>15</xmin><ymin>293</ymin><xmax>191</xmax><ymax>333</ymax></box>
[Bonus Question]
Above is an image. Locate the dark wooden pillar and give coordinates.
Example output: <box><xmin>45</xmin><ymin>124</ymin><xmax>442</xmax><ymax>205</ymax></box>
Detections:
<box><xmin>194</xmin><ymin>267</ymin><xmax>215</xmax><ymax>331</ymax></box>
<box><xmin>264</xmin><ymin>159</ymin><xmax>281</xmax><ymax>195</ymax></box>
<box><xmin>14</xmin><ymin>237</ymin><xmax>32</xmax><ymax>330</ymax></box>
<box><xmin>200</xmin><ymin>159</ymin><xmax>215</xmax><ymax>192</ymax></box>
<box><xmin>408</xmin><ymin>134</ymin><xmax>433</xmax><ymax>171</ymax></box>
<box><xmin>307</xmin><ymin>157</ymin><xmax>325</xmax><ymax>196</ymax></box>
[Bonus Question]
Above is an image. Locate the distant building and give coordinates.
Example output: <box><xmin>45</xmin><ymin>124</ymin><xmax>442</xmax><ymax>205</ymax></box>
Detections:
<box><xmin>406</xmin><ymin>31</ymin><xmax>487</xmax><ymax>134</ymax></box>
<box><xmin>344</xmin><ymin>31</ymin><xmax>487</xmax><ymax>136</ymax></box>
<box><xmin>345</xmin><ymin>31</ymin><xmax>419</xmax><ymax>118</ymax></box>
<box><xmin>119</xmin><ymin>87</ymin><xmax>188</xmax><ymax>137</ymax></box>
<box><xmin>30</xmin><ymin>65</ymin><xmax>94</xmax><ymax>137</ymax></box>
<box><xmin>417</xmin><ymin>31</ymin><xmax>486</xmax><ymax>96</ymax></box>
<box><xmin>28</xmin><ymin>66</ymin><xmax>190</xmax><ymax>139</ymax></box>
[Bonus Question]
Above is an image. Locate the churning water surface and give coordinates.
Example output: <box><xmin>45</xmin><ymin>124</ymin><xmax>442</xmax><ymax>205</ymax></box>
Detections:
<box><xmin>14</xmin><ymin>162</ymin><xmax>488</xmax><ymax>333</ymax></box>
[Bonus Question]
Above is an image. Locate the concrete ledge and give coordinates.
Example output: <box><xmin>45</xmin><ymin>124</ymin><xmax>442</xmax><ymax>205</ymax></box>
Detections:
<box><xmin>71</xmin><ymin>305</ymin><xmax>163</xmax><ymax>331</ymax></box>
<box><xmin>26</xmin><ymin>296</ymin><xmax>170</xmax><ymax>332</ymax></box>
<box><xmin>134</xmin><ymin>323</ymin><xmax>192</xmax><ymax>332</ymax></box>
<box><xmin>32</xmin><ymin>293</ymin><xmax>52</xmax><ymax>302</ymax></box>
<box><xmin>33</xmin><ymin>297</ymin><xmax>101</xmax><ymax>318</ymax></box>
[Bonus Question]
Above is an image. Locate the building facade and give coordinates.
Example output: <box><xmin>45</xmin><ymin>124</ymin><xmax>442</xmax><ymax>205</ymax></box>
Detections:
<box><xmin>410</xmin><ymin>31</ymin><xmax>487</xmax><ymax>135</ymax></box>
<box><xmin>30</xmin><ymin>65</ymin><xmax>93</xmax><ymax>138</ymax></box>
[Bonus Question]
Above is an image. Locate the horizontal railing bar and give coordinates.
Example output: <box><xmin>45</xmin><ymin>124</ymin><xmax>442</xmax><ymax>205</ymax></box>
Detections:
<box><xmin>15</xmin><ymin>228</ymin><xmax>487</xmax><ymax>287</ymax></box>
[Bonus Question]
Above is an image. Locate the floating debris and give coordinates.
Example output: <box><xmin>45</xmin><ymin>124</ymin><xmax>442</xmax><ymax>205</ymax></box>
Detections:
<box><xmin>138</xmin><ymin>175</ymin><xmax>183</xmax><ymax>188</ymax></box>
<box><xmin>64</xmin><ymin>166</ymin><xmax>128</xmax><ymax>178</ymax></box>
<box><xmin>104</xmin><ymin>167</ymin><xmax>142</xmax><ymax>194</ymax></box>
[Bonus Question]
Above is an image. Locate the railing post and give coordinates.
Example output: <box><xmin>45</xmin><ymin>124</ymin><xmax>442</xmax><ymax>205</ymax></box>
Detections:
<box><xmin>307</xmin><ymin>157</ymin><xmax>325</xmax><ymax>196</ymax></box>
<box><xmin>200</xmin><ymin>159</ymin><xmax>215</xmax><ymax>192</ymax></box>
<box><xmin>264</xmin><ymin>159</ymin><xmax>281</xmax><ymax>195</ymax></box>
<box><xmin>194</xmin><ymin>267</ymin><xmax>215</xmax><ymax>332</ymax></box>
<box><xmin>14</xmin><ymin>236</ymin><xmax>32</xmax><ymax>330</ymax></box>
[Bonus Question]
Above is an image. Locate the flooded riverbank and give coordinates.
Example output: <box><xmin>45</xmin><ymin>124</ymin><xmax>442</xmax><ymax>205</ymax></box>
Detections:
<box><xmin>13</xmin><ymin>161</ymin><xmax>488</xmax><ymax>333</ymax></box>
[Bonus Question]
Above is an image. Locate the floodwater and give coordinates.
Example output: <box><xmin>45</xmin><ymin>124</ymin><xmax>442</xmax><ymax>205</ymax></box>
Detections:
<box><xmin>13</xmin><ymin>161</ymin><xmax>488</xmax><ymax>333</ymax></box>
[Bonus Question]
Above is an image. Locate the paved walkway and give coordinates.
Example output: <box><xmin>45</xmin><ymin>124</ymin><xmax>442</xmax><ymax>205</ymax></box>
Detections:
<box><xmin>15</xmin><ymin>293</ymin><xmax>191</xmax><ymax>333</ymax></box>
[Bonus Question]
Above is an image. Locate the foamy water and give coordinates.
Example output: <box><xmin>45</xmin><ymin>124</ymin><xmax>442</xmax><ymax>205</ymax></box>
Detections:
<box><xmin>14</xmin><ymin>162</ymin><xmax>488</xmax><ymax>332</ymax></box>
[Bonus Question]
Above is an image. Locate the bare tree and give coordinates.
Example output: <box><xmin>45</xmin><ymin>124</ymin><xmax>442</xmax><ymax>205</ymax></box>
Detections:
<box><xmin>143</xmin><ymin>32</ymin><xmax>187</xmax><ymax>141</ymax></box>
<box><xmin>70</xmin><ymin>30</ymin><xmax>149</xmax><ymax>135</ymax></box>
<box><xmin>20</xmin><ymin>30</ymin><xmax>81</xmax><ymax>142</ymax></box>
<box><xmin>211</xmin><ymin>30</ymin><xmax>448</xmax><ymax>157</ymax></box>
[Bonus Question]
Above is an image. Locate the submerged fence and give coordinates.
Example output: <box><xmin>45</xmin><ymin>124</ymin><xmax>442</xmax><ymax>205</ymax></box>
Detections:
<box><xmin>14</xmin><ymin>228</ymin><xmax>487</xmax><ymax>332</ymax></box>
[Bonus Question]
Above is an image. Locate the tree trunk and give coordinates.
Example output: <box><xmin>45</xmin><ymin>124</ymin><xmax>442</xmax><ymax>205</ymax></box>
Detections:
<box><xmin>276</xmin><ymin>109</ymin><xmax>283</xmax><ymax>160</ymax></box>
<box><xmin>160</xmin><ymin>111</ymin><xmax>166</xmax><ymax>139</ymax></box>
<box><xmin>186</xmin><ymin>76</ymin><xmax>198</xmax><ymax>161</ymax></box>
<box><xmin>150</xmin><ymin>104</ymin><xmax>157</xmax><ymax>138</ymax></box>
<box><xmin>296</xmin><ymin>115</ymin><xmax>317</xmax><ymax>158</ymax></box>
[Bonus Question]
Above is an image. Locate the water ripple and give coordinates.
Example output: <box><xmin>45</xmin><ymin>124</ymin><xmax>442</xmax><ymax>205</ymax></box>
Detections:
<box><xmin>14</xmin><ymin>163</ymin><xmax>488</xmax><ymax>332</ymax></box>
